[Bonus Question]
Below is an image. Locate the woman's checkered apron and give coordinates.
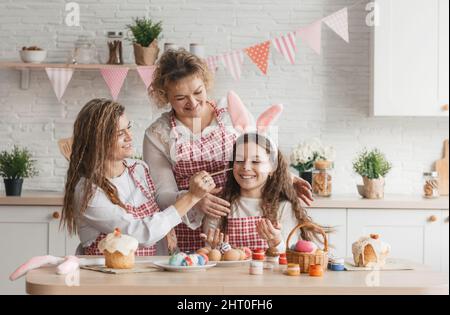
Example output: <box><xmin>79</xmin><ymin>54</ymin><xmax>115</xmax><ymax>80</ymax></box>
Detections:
<box><xmin>226</xmin><ymin>216</ymin><xmax>269</xmax><ymax>251</ymax></box>
<box><xmin>171</xmin><ymin>101</ymin><xmax>236</xmax><ymax>252</ymax></box>
<box><xmin>84</xmin><ymin>161</ymin><xmax>160</xmax><ymax>256</ymax></box>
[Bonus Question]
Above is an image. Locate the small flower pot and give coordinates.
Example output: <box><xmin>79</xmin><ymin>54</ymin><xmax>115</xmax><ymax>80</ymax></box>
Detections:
<box><xmin>3</xmin><ymin>178</ymin><xmax>24</xmax><ymax>196</ymax></box>
<box><xmin>133</xmin><ymin>40</ymin><xmax>160</xmax><ymax>66</ymax></box>
<box><xmin>362</xmin><ymin>176</ymin><xmax>385</xmax><ymax>199</ymax></box>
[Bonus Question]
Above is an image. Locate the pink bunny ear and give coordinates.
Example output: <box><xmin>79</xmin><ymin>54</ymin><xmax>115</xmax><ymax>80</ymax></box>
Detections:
<box><xmin>9</xmin><ymin>255</ymin><xmax>64</xmax><ymax>281</ymax></box>
<box><xmin>256</xmin><ymin>104</ymin><xmax>284</xmax><ymax>133</ymax></box>
<box><xmin>227</xmin><ymin>90</ymin><xmax>253</xmax><ymax>133</ymax></box>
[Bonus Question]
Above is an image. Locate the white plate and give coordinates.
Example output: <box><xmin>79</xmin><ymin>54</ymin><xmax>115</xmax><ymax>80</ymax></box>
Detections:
<box><xmin>214</xmin><ymin>259</ymin><xmax>251</xmax><ymax>267</ymax></box>
<box><xmin>153</xmin><ymin>261</ymin><xmax>217</xmax><ymax>272</ymax></box>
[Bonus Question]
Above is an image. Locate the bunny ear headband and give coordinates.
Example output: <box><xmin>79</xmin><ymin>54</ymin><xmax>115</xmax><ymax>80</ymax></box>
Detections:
<box><xmin>227</xmin><ymin>90</ymin><xmax>283</xmax><ymax>149</ymax></box>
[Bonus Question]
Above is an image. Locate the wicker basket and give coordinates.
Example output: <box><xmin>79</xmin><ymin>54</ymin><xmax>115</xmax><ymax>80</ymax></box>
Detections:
<box><xmin>285</xmin><ymin>222</ymin><xmax>328</xmax><ymax>273</ymax></box>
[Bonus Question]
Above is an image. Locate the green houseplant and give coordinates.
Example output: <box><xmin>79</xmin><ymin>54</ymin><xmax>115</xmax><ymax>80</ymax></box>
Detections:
<box><xmin>126</xmin><ymin>17</ymin><xmax>162</xmax><ymax>65</ymax></box>
<box><xmin>353</xmin><ymin>148</ymin><xmax>392</xmax><ymax>199</ymax></box>
<box><xmin>0</xmin><ymin>146</ymin><xmax>38</xmax><ymax>196</ymax></box>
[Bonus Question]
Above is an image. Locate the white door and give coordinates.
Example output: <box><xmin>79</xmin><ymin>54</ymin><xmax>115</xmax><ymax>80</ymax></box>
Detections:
<box><xmin>372</xmin><ymin>0</ymin><xmax>447</xmax><ymax>116</ymax></box>
<box><xmin>0</xmin><ymin>206</ymin><xmax>65</xmax><ymax>295</ymax></box>
<box><xmin>441</xmin><ymin>210</ymin><xmax>449</xmax><ymax>272</ymax></box>
<box><xmin>347</xmin><ymin>209</ymin><xmax>442</xmax><ymax>270</ymax></box>
<box><xmin>307</xmin><ymin>209</ymin><xmax>347</xmax><ymax>258</ymax></box>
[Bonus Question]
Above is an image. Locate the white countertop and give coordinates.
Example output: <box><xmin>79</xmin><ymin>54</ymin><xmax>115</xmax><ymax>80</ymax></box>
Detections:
<box><xmin>0</xmin><ymin>191</ymin><xmax>448</xmax><ymax>209</ymax></box>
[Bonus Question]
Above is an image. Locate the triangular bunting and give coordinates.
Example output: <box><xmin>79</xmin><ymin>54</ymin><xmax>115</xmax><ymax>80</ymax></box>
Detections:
<box><xmin>322</xmin><ymin>8</ymin><xmax>349</xmax><ymax>43</ymax></box>
<box><xmin>136</xmin><ymin>66</ymin><xmax>156</xmax><ymax>90</ymax></box>
<box><xmin>45</xmin><ymin>68</ymin><xmax>74</xmax><ymax>102</ymax></box>
<box><xmin>245</xmin><ymin>41</ymin><xmax>271</xmax><ymax>75</ymax></box>
<box><xmin>272</xmin><ymin>32</ymin><xmax>297</xmax><ymax>65</ymax></box>
<box><xmin>205</xmin><ymin>56</ymin><xmax>220</xmax><ymax>74</ymax></box>
<box><xmin>100</xmin><ymin>67</ymin><xmax>129</xmax><ymax>101</ymax></box>
<box><xmin>297</xmin><ymin>20</ymin><xmax>322</xmax><ymax>55</ymax></box>
<box><xmin>220</xmin><ymin>51</ymin><xmax>244</xmax><ymax>81</ymax></box>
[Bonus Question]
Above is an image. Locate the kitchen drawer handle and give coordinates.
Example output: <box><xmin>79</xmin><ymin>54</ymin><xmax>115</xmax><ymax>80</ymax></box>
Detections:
<box><xmin>428</xmin><ymin>215</ymin><xmax>438</xmax><ymax>222</ymax></box>
<box><xmin>52</xmin><ymin>211</ymin><xmax>60</xmax><ymax>219</ymax></box>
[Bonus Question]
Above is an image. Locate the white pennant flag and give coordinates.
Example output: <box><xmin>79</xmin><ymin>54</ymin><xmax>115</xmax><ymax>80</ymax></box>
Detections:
<box><xmin>272</xmin><ymin>32</ymin><xmax>297</xmax><ymax>65</ymax></box>
<box><xmin>220</xmin><ymin>51</ymin><xmax>244</xmax><ymax>81</ymax></box>
<box><xmin>322</xmin><ymin>7</ymin><xmax>349</xmax><ymax>43</ymax></box>
<box><xmin>45</xmin><ymin>68</ymin><xmax>74</xmax><ymax>102</ymax></box>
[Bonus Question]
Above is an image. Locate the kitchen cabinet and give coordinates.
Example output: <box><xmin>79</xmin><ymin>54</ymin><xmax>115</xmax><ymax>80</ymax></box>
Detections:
<box><xmin>307</xmin><ymin>209</ymin><xmax>347</xmax><ymax>258</ymax></box>
<box><xmin>372</xmin><ymin>0</ymin><xmax>449</xmax><ymax>116</ymax></box>
<box><xmin>0</xmin><ymin>206</ymin><xmax>66</xmax><ymax>294</ymax></box>
<box><xmin>347</xmin><ymin>209</ymin><xmax>443</xmax><ymax>270</ymax></box>
<box><xmin>441</xmin><ymin>210</ymin><xmax>449</xmax><ymax>273</ymax></box>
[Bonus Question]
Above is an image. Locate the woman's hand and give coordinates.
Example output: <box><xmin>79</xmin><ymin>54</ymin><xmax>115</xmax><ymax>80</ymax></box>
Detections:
<box><xmin>292</xmin><ymin>176</ymin><xmax>314</xmax><ymax>206</ymax></box>
<box><xmin>196</xmin><ymin>188</ymin><xmax>231</xmax><ymax>219</ymax></box>
<box><xmin>188</xmin><ymin>171</ymin><xmax>216</xmax><ymax>201</ymax></box>
<box><xmin>256</xmin><ymin>219</ymin><xmax>282</xmax><ymax>248</ymax></box>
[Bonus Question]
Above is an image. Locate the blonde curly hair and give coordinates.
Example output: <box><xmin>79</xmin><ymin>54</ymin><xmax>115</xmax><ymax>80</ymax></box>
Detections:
<box><xmin>149</xmin><ymin>48</ymin><xmax>214</xmax><ymax>108</ymax></box>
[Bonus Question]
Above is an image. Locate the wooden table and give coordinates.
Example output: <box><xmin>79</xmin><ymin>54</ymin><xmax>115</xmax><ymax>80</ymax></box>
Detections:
<box><xmin>25</xmin><ymin>257</ymin><xmax>449</xmax><ymax>295</ymax></box>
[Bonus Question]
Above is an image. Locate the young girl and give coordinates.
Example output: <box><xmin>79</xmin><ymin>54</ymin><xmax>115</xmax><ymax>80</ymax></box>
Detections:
<box><xmin>61</xmin><ymin>98</ymin><xmax>216</xmax><ymax>256</ymax></box>
<box><xmin>203</xmin><ymin>133</ymin><xmax>322</xmax><ymax>252</ymax></box>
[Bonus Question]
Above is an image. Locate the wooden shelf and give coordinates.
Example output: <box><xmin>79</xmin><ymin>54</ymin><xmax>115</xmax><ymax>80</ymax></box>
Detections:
<box><xmin>0</xmin><ymin>61</ymin><xmax>141</xmax><ymax>70</ymax></box>
<box><xmin>0</xmin><ymin>61</ymin><xmax>151</xmax><ymax>90</ymax></box>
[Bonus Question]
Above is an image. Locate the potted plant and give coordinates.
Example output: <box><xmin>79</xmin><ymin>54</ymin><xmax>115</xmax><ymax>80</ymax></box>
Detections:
<box><xmin>126</xmin><ymin>17</ymin><xmax>162</xmax><ymax>66</ymax></box>
<box><xmin>353</xmin><ymin>148</ymin><xmax>392</xmax><ymax>199</ymax></box>
<box><xmin>0</xmin><ymin>146</ymin><xmax>38</xmax><ymax>196</ymax></box>
<box><xmin>290</xmin><ymin>139</ymin><xmax>335</xmax><ymax>185</ymax></box>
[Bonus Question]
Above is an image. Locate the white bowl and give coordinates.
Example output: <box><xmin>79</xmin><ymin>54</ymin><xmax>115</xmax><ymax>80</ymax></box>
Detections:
<box><xmin>20</xmin><ymin>50</ymin><xmax>47</xmax><ymax>63</ymax></box>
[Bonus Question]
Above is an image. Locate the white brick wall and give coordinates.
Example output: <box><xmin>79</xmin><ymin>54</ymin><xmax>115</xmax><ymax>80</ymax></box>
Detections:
<box><xmin>0</xmin><ymin>0</ymin><xmax>448</xmax><ymax>194</ymax></box>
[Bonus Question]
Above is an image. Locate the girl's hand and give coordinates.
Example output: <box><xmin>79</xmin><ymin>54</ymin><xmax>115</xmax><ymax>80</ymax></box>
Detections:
<box><xmin>256</xmin><ymin>219</ymin><xmax>282</xmax><ymax>248</ymax></box>
<box><xmin>196</xmin><ymin>188</ymin><xmax>231</xmax><ymax>219</ymax></box>
<box><xmin>200</xmin><ymin>228</ymin><xmax>230</xmax><ymax>249</ymax></box>
<box><xmin>188</xmin><ymin>171</ymin><xmax>216</xmax><ymax>201</ymax></box>
<box><xmin>292</xmin><ymin>176</ymin><xmax>314</xmax><ymax>206</ymax></box>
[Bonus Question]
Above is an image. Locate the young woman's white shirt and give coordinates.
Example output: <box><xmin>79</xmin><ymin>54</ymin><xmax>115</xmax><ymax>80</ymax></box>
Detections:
<box><xmin>74</xmin><ymin>159</ymin><xmax>193</xmax><ymax>255</ymax></box>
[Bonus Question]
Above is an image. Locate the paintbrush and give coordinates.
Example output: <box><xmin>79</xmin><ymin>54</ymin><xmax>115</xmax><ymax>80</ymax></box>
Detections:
<box><xmin>210</xmin><ymin>168</ymin><xmax>233</xmax><ymax>177</ymax></box>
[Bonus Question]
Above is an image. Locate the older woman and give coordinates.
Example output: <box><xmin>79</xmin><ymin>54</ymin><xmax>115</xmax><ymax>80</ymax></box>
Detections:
<box><xmin>144</xmin><ymin>49</ymin><xmax>313</xmax><ymax>253</ymax></box>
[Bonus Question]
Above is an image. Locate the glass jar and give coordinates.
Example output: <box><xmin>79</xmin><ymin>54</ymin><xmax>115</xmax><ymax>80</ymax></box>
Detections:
<box><xmin>312</xmin><ymin>160</ymin><xmax>333</xmax><ymax>197</ymax></box>
<box><xmin>423</xmin><ymin>172</ymin><xmax>440</xmax><ymax>199</ymax></box>
<box><xmin>73</xmin><ymin>35</ymin><xmax>97</xmax><ymax>64</ymax></box>
<box><xmin>106</xmin><ymin>31</ymin><xmax>123</xmax><ymax>65</ymax></box>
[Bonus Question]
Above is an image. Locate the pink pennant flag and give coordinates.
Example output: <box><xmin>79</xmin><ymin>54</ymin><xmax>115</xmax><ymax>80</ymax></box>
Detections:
<box><xmin>323</xmin><ymin>8</ymin><xmax>349</xmax><ymax>43</ymax></box>
<box><xmin>205</xmin><ymin>56</ymin><xmax>220</xmax><ymax>74</ymax></box>
<box><xmin>136</xmin><ymin>66</ymin><xmax>156</xmax><ymax>90</ymax></box>
<box><xmin>45</xmin><ymin>68</ymin><xmax>74</xmax><ymax>102</ymax></box>
<box><xmin>272</xmin><ymin>32</ymin><xmax>297</xmax><ymax>65</ymax></box>
<box><xmin>245</xmin><ymin>41</ymin><xmax>271</xmax><ymax>75</ymax></box>
<box><xmin>100</xmin><ymin>67</ymin><xmax>129</xmax><ymax>101</ymax></box>
<box><xmin>297</xmin><ymin>20</ymin><xmax>322</xmax><ymax>55</ymax></box>
<box><xmin>220</xmin><ymin>51</ymin><xmax>244</xmax><ymax>81</ymax></box>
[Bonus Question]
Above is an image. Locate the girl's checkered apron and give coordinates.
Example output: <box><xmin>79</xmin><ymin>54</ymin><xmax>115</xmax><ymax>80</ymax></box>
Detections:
<box><xmin>84</xmin><ymin>161</ymin><xmax>160</xmax><ymax>256</ymax></box>
<box><xmin>171</xmin><ymin>101</ymin><xmax>236</xmax><ymax>252</ymax></box>
<box><xmin>226</xmin><ymin>216</ymin><xmax>269</xmax><ymax>251</ymax></box>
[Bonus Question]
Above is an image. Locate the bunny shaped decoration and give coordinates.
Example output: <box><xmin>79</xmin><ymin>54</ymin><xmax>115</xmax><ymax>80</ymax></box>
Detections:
<box><xmin>226</xmin><ymin>90</ymin><xmax>283</xmax><ymax>136</ymax></box>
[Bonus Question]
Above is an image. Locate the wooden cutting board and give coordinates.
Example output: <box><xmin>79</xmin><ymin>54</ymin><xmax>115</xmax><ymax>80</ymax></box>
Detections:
<box><xmin>435</xmin><ymin>139</ymin><xmax>449</xmax><ymax>196</ymax></box>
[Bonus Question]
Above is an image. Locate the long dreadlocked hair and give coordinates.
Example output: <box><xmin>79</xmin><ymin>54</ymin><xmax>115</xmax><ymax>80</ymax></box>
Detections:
<box><xmin>61</xmin><ymin>98</ymin><xmax>128</xmax><ymax>235</ymax></box>
<box><xmin>222</xmin><ymin>133</ymin><xmax>324</xmax><ymax>243</ymax></box>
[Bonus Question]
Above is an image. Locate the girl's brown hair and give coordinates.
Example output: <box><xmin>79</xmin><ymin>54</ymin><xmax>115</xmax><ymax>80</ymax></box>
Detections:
<box><xmin>149</xmin><ymin>48</ymin><xmax>213</xmax><ymax>108</ymax></box>
<box><xmin>61</xmin><ymin>98</ymin><xmax>127</xmax><ymax>235</ymax></box>
<box><xmin>222</xmin><ymin>133</ymin><xmax>323</xmax><ymax>243</ymax></box>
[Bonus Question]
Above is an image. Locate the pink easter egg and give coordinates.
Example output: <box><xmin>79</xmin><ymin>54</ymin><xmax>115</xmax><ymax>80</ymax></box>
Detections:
<box><xmin>295</xmin><ymin>240</ymin><xmax>316</xmax><ymax>253</ymax></box>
